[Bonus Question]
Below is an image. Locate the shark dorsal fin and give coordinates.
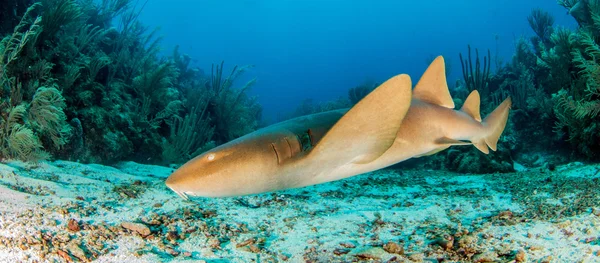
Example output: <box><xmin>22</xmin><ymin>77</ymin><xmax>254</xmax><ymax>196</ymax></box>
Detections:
<box><xmin>460</xmin><ymin>90</ymin><xmax>482</xmax><ymax>122</ymax></box>
<box><xmin>413</xmin><ymin>56</ymin><xmax>455</xmax><ymax>108</ymax></box>
<box><xmin>309</xmin><ymin>74</ymin><xmax>412</xmax><ymax>165</ymax></box>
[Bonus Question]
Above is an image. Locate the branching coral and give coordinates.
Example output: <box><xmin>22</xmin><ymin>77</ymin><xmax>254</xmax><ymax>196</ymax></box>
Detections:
<box><xmin>132</xmin><ymin>61</ymin><xmax>180</xmax><ymax>129</ymax></box>
<box><xmin>348</xmin><ymin>81</ymin><xmax>375</xmax><ymax>104</ymax></box>
<box><xmin>528</xmin><ymin>8</ymin><xmax>555</xmax><ymax>48</ymax></box>
<box><xmin>38</xmin><ymin>0</ymin><xmax>83</xmax><ymax>44</ymax></box>
<box><xmin>208</xmin><ymin>62</ymin><xmax>261</xmax><ymax>142</ymax></box>
<box><xmin>498</xmin><ymin>64</ymin><xmax>534</xmax><ymax>110</ymax></box>
<box><xmin>0</xmin><ymin>3</ymin><xmax>63</xmax><ymax>161</ymax></box>
<box><xmin>536</xmin><ymin>26</ymin><xmax>574</xmax><ymax>94</ymax></box>
<box><xmin>28</xmin><ymin>86</ymin><xmax>71</xmax><ymax>148</ymax></box>
<box><xmin>459</xmin><ymin>45</ymin><xmax>491</xmax><ymax>98</ymax></box>
<box><xmin>544</xmin><ymin>0</ymin><xmax>600</xmax><ymax>159</ymax></box>
<box><xmin>0</xmin><ymin>84</ymin><xmax>70</xmax><ymax>161</ymax></box>
<box><xmin>83</xmin><ymin>0</ymin><xmax>132</xmax><ymax>27</ymax></box>
<box><xmin>0</xmin><ymin>0</ymin><xmax>36</xmax><ymax>35</ymax></box>
<box><xmin>0</xmin><ymin>104</ymin><xmax>48</xmax><ymax>161</ymax></box>
<box><xmin>162</xmin><ymin>103</ymin><xmax>215</xmax><ymax>164</ymax></box>
<box><xmin>0</xmin><ymin>0</ymin><xmax>262</xmax><ymax>164</ymax></box>
<box><xmin>0</xmin><ymin>3</ymin><xmax>42</xmax><ymax>82</ymax></box>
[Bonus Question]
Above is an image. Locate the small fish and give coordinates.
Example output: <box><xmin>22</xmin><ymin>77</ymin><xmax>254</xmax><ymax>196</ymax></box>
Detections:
<box><xmin>165</xmin><ymin>56</ymin><xmax>511</xmax><ymax>198</ymax></box>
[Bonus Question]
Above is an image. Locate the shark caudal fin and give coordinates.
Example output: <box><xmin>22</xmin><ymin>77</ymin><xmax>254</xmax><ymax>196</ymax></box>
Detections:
<box><xmin>472</xmin><ymin>96</ymin><xmax>512</xmax><ymax>154</ymax></box>
<box><xmin>308</xmin><ymin>74</ymin><xmax>413</xmax><ymax>165</ymax></box>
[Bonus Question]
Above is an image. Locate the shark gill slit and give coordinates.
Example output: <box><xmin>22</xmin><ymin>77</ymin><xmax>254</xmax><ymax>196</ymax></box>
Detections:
<box><xmin>283</xmin><ymin>137</ymin><xmax>293</xmax><ymax>159</ymax></box>
<box><xmin>270</xmin><ymin>143</ymin><xmax>280</xmax><ymax>164</ymax></box>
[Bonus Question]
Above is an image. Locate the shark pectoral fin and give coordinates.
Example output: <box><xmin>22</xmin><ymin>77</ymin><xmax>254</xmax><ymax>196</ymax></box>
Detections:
<box><xmin>309</xmin><ymin>74</ymin><xmax>412</xmax><ymax>165</ymax></box>
<box><xmin>416</xmin><ymin>138</ymin><xmax>471</xmax><ymax>158</ymax></box>
<box><xmin>413</xmin><ymin>56</ymin><xmax>455</xmax><ymax>108</ymax></box>
<box><xmin>435</xmin><ymin>137</ymin><xmax>472</xmax><ymax>146</ymax></box>
<box><xmin>460</xmin><ymin>90</ymin><xmax>482</xmax><ymax>122</ymax></box>
<box><xmin>415</xmin><ymin>138</ymin><xmax>471</xmax><ymax>158</ymax></box>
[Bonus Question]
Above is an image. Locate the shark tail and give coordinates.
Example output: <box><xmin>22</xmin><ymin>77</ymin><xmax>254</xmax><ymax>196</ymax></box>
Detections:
<box><xmin>472</xmin><ymin>96</ymin><xmax>512</xmax><ymax>154</ymax></box>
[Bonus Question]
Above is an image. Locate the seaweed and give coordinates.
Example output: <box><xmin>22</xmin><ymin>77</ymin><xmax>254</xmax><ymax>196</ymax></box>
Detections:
<box><xmin>545</xmin><ymin>1</ymin><xmax>600</xmax><ymax>159</ymax></box>
<box><xmin>0</xmin><ymin>0</ymin><xmax>262</xmax><ymax>163</ymax></box>
<box><xmin>28</xmin><ymin>85</ymin><xmax>71</xmax><ymax>148</ymax></box>
<box><xmin>348</xmin><ymin>81</ymin><xmax>376</xmax><ymax>105</ymax></box>
<box><xmin>161</xmin><ymin>103</ymin><xmax>215</xmax><ymax>164</ymax></box>
<box><xmin>459</xmin><ymin>45</ymin><xmax>491</xmax><ymax>99</ymax></box>
<box><xmin>207</xmin><ymin>62</ymin><xmax>262</xmax><ymax>143</ymax></box>
<box><xmin>527</xmin><ymin>8</ymin><xmax>555</xmax><ymax>53</ymax></box>
<box><xmin>0</xmin><ymin>3</ymin><xmax>68</xmax><ymax>161</ymax></box>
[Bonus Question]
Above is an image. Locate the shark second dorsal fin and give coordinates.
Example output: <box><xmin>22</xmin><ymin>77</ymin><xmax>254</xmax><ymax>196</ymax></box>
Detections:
<box><xmin>460</xmin><ymin>90</ymin><xmax>482</xmax><ymax>122</ymax></box>
<box><xmin>309</xmin><ymin>74</ymin><xmax>412</xmax><ymax>165</ymax></box>
<box><xmin>413</xmin><ymin>56</ymin><xmax>455</xmax><ymax>108</ymax></box>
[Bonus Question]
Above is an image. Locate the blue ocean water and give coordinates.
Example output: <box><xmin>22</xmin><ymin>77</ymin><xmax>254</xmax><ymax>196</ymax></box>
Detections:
<box><xmin>2</xmin><ymin>0</ymin><xmax>600</xmax><ymax>262</ymax></box>
<box><xmin>139</xmin><ymin>0</ymin><xmax>576</xmax><ymax>123</ymax></box>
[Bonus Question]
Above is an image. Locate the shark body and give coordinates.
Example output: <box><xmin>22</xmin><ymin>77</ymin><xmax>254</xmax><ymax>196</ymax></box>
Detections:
<box><xmin>165</xmin><ymin>56</ymin><xmax>512</xmax><ymax>198</ymax></box>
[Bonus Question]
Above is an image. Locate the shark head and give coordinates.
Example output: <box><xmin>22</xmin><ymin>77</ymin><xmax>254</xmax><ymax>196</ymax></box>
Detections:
<box><xmin>165</xmin><ymin>134</ymin><xmax>283</xmax><ymax>198</ymax></box>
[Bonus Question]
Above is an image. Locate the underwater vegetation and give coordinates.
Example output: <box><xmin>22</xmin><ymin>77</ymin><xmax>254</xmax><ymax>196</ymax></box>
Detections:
<box><xmin>505</xmin><ymin>0</ymin><xmax>600</xmax><ymax>161</ymax></box>
<box><xmin>0</xmin><ymin>0</ymin><xmax>261</xmax><ymax>164</ymax></box>
<box><xmin>285</xmin><ymin>80</ymin><xmax>377</xmax><ymax>121</ymax></box>
<box><xmin>408</xmin><ymin>0</ymin><xmax>600</xmax><ymax>173</ymax></box>
<box><xmin>0</xmin><ymin>0</ymin><xmax>599</xmax><ymax>174</ymax></box>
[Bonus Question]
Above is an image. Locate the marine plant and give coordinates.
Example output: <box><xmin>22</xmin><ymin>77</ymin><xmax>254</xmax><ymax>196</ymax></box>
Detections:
<box><xmin>0</xmin><ymin>0</ymin><xmax>35</xmax><ymax>35</ymax></box>
<box><xmin>161</xmin><ymin>104</ymin><xmax>215</xmax><ymax>164</ymax></box>
<box><xmin>459</xmin><ymin>45</ymin><xmax>491</xmax><ymax>99</ymax></box>
<box><xmin>0</xmin><ymin>3</ymin><xmax>71</xmax><ymax>161</ymax></box>
<box><xmin>528</xmin><ymin>8</ymin><xmax>555</xmax><ymax>55</ymax></box>
<box><xmin>284</xmin><ymin>92</ymin><xmax>354</xmax><ymax>122</ymax></box>
<box><xmin>348</xmin><ymin>81</ymin><xmax>376</xmax><ymax>104</ymax></box>
<box><xmin>206</xmin><ymin>62</ymin><xmax>262</xmax><ymax>143</ymax></box>
<box><xmin>0</xmin><ymin>0</ymin><xmax>262</xmax><ymax>163</ymax></box>
<box><xmin>540</xmin><ymin>0</ymin><xmax>600</xmax><ymax>158</ymax></box>
<box><xmin>479</xmin><ymin>1</ymin><xmax>600</xmax><ymax>161</ymax></box>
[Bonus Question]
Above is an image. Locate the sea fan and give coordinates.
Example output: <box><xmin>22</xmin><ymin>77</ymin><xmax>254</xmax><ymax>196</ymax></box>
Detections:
<box><xmin>28</xmin><ymin>86</ymin><xmax>71</xmax><ymax>149</ymax></box>
<box><xmin>0</xmin><ymin>104</ymin><xmax>48</xmax><ymax>161</ymax></box>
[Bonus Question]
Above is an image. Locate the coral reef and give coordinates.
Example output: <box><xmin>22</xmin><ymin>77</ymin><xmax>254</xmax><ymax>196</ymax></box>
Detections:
<box><xmin>283</xmin><ymin>0</ymin><xmax>600</xmax><ymax>174</ymax></box>
<box><xmin>0</xmin><ymin>3</ymin><xmax>69</xmax><ymax>161</ymax></box>
<box><xmin>459</xmin><ymin>45</ymin><xmax>491</xmax><ymax>99</ymax></box>
<box><xmin>1</xmin><ymin>0</ymin><xmax>599</xmax><ymax>172</ymax></box>
<box><xmin>434</xmin><ymin>1</ymin><xmax>600</xmax><ymax>171</ymax></box>
<box><xmin>348</xmin><ymin>81</ymin><xmax>377</xmax><ymax>105</ymax></box>
<box><xmin>0</xmin><ymin>0</ymin><xmax>261</xmax><ymax>164</ymax></box>
<box><xmin>0</xmin><ymin>0</ymin><xmax>35</xmax><ymax>35</ymax></box>
<box><xmin>533</xmin><ymin>0</ymin><xmax>600</xmax><ymax>159</ymax></box>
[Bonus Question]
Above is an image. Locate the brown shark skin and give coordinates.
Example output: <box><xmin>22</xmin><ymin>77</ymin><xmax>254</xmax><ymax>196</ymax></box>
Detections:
<box><xmin>165</xmin><ymin>73</ymin><xmax>414</xmax><ymax>198</ymax></box>
<box><xmin>308</xmin><ymin>98</ymin><xmax>504</xmax><ymax>186</ymax></box>
<box><xmin>165</xmin><ymin>57</ymin><xmax>511</xmax><ymax>198</ymax></box>
<box><xmin>164</xmin><ymin>110</ymin><xmax>347</xmax><ymax>198</ymax></box>
<box><xmin>165</xmin><ymin>97</ymin><xmax>503</xmax><ymax>198</ymax></box>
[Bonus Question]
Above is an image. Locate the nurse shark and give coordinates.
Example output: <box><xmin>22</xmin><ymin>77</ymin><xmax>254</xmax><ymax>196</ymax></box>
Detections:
<box><xmin>165</xmin><ymin>56</ymin><xmax>512</xmax><ymax>198</ymax></box>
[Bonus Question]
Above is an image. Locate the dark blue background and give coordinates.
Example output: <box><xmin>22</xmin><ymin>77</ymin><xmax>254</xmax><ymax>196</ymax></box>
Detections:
<box><xmin>138</xmin><ymin>0</ymin><xmax>575</xmax><ymax>123</ymax></box>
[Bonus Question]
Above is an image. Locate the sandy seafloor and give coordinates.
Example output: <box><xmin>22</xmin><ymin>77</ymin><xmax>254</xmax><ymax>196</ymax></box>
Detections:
<box><xmin>0</xmin><ymin>160</ymin><xmax>598</xmax><ymax>262</ymax></box>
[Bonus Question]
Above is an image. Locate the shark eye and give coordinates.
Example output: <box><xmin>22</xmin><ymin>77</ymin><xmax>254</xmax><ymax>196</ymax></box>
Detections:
<box><xmin>207</xmin><ymin>153</ymin><xmax>215</xmax><ymax>161</ymax></box>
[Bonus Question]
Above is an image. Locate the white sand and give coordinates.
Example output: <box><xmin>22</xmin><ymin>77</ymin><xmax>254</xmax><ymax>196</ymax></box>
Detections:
<box><xmin>0</xmin><ymin>160</ymin><xmax>597</xmax><ymax>262</ymax></box>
